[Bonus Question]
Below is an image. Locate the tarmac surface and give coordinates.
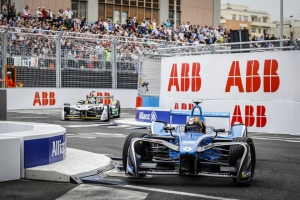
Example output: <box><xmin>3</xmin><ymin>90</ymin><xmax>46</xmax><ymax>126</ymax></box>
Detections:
<box><xmin>1</xmin><ymin>109</ymin><xmax>300</xmax><ymax>200</ymax></box>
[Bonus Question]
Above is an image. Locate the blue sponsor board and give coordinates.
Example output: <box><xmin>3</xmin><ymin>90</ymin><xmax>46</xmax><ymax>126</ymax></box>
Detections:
<box><xmin>24</xmin><ymin>133</ymin><xmax>66</xmax><ymax>168</ymax></box>
<box><xmin>135</xmin><ymin>109</ymin><xmax>187</xmax><ymax>124</ymax></box>
<box><xmin>136</xmin><ymin>109</ymin><xmax>170</xmax><ymax>123</ymax></box>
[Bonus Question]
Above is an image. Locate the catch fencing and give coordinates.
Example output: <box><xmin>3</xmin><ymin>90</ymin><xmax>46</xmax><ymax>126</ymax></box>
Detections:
<box><xmin>0</xmin><ymin>25</ymin><xmax>298</xmax><ymax>93</ymax></box>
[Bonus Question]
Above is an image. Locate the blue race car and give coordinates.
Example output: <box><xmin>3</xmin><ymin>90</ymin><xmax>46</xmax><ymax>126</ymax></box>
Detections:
<box><xmin>122</xmin><ymin>101</ymin><xmax>256</xmax><ymax>183</ymax></box>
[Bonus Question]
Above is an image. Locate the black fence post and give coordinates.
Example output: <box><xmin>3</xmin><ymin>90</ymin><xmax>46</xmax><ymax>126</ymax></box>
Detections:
<box><xmin>0</xmin><ymin>89</ymin><xmax>7</xmax><ymax>121</ymax></box>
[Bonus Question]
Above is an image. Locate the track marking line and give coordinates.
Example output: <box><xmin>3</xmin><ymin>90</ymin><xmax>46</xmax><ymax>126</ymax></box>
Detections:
<box><xmin>56</xmin><ymin>184</ymin><xmax>148</xmax><ymax>200</ymax></box>
<box><xmin>92</xmin><ymin>133</ymin><xmax>111</xmax><ymax>135</ymax></box>
<box><xmin>64</xmin><ymin>124</ymin><xmax>100</xmax><ymax>128</ymax></box>
<box><xmin>252</xmin><ymin>137</ymin><xmax>300</xmax><ymax>143</ymax></box>
<box><xmin>123</xmin><ymin>185</ymin><xmax>238</xmax><ymax>200</ymax></box>
<box><xmin>66</xmin><ymin>132</ymin><xmax>126</xmax><ymax>139</ymax></box>
<box><xmin>10</xmin><ymin>117</ymin><xmax>49</xmax><ymax>119</ymax></box>
<box><xmin>251</xmin><ymin>136</ymin><xmax>300</xmax><ymax>140</ymax></box>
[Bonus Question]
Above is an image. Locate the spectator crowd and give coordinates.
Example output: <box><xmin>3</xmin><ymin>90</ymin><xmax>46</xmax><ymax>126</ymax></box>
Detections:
<box><xmin>0</xmin><ymin>2</ymin><xmax>293</xmax><ymax>71</ymax></box>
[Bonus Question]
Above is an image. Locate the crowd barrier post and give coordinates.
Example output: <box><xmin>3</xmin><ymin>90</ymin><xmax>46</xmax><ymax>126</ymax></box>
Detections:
<box><xmin>0</xmin><ymin>89</ymin><xmax>7</xmax><ymax>120</ymax></box>
<box><xmin>1</xmin><ymin>26</ymin><xmax>9</xmax><ymax>88</ymax></box>
<box><xmin>111</xmin><ymin>37</ymin><xmax>117</xmax><ymax>89</ymax></box>
<box><xmin>137</xmin><ymin>47</ymin><xmax>143</xmax><ymax>97</ymax></box>
<box><xmin>56</xmin><ymin>32</ymin><xmax>63</xmax><ymax>88</ymax></box>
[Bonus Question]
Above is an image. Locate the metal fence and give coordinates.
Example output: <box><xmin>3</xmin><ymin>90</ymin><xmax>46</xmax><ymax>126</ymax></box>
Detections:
<box><xmin>0</xmin><ymin>26</ymin><xmax>299</xmax><ymax>91</ymax></box>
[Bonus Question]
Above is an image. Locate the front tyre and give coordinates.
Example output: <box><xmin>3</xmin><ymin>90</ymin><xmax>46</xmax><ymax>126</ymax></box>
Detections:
<box><xmin>122</xmin><ymin>132</ymin><xmax>150</xmax><ymax>176</ymax></box>
<box><xmin>229</xmin><ymin>137</ymin><xmax>256</xmax><ymax>182</ymax></box>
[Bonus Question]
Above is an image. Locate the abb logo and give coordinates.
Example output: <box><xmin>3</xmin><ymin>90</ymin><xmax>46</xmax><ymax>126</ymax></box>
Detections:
<box><xmin>225</xmin><ymin>60</ymin><xmax>280</xmax><ymax>93</ymax></box>
<box><xmin>168</xmin><ymin>63</ymin><xmax>201</xmax><ymax>92</ymax></box>
<box><xmin>174</xmin><ymin>102</ymin><xmax>194</xmax><ymax>110</ymax></box>
<box><xmin>231</xmin><ymin>105</ymin><xmax>267</xmax><ymax>127</ymax></box>
<box><xmin>90</xmin><ymin>92</ymin><xmax>112</xmax><ymax>104</ymax></box>
<box><xmin>33</xmin><ymin>92</ymin><xmax>56</xmax><ymax>106</ymax></box>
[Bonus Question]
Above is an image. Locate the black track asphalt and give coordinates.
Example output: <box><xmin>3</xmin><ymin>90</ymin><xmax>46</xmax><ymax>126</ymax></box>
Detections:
<box><xmin>0</xmin><ymin>109</ymin><xmax>300</xmax><ymax>200</ymax></box>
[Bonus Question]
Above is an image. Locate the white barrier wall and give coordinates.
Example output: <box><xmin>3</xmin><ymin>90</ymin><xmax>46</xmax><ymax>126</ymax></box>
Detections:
<box><xmin>0</xmin><ymin>122</ymin><xmax>66</xmax><ymax>181</ymax></box>
<box><xmin>6</xmin><ymin>89</ymin><xmax>137</xmax><ymax>110</ymax></box>
<box><xmin>160</xmin><ymin>51</ymin><xmax>300</xmax><ymax>135</ymax></box>
<box><xmin>0</xmin><ymin>136</ymin><xmax>20</xmax><ymax>182</ymax></box>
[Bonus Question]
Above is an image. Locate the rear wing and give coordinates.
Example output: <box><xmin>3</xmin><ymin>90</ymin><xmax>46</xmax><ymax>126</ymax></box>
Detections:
<box><xmin>170</xmin><ymin>110</ymin><xmax>230</xmax><ymax>118</ymax></box>
<box><xmin>170</xmin><ymin>110</ymin><xmax>231</xmax><ymax>131</ymax></box>
<box><xmin>86</xmin><ymin>95</ymin><xmax>114</xmax><ymax>100</ymax></box>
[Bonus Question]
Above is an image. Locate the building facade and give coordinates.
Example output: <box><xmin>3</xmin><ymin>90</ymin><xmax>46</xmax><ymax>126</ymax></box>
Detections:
<box><xmin>220</xmin><ymin>3</ymin><xmax>275</xmax><ymax>37</ymax></box>
<box><xmin>274</xmin><ymin>12</ymin><xmax>300</xmax><ymax>40</ymax></box>
<box><xmin>3</xmin><ymin>0</ymin><xmax>220</xmax><ymax>26</ymax></box>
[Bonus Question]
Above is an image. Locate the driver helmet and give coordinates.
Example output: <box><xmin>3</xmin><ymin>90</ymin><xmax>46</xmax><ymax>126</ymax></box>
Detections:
<box><xmin>89</xmin><ymin>97</ymin><xmax>96</xmax><ymax>104</ymax></box>
<box><xmin>185</xmin><ymin>117</ymin><xmax>204</xmax><ymax>132</ymax></box>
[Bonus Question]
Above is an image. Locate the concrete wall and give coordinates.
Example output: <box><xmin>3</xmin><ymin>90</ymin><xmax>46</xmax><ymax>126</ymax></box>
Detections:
<box><xmin>225</xmin><ymin>19</ymin><xmax>252</xmax><ymax>32</ymax></box>
<box><xmin>159</xmin><ymin>0</ymin><xmax>168</xmax><ymax>24</ymax></box>
<box><xmin>213</xmin><ymin>0</ymin><xmax>221</xmax><ymax>27</ymax></box>
<box><xmin>14</xmin><ymin>0</ymin><xmax>26</xmax><ymax>14</ymax></box>
<box><xmin>25</xmin><ymin>0</ymin><xmax>71</xmax><ymax>17</ymax></box>
<box><xmin>181</xmin><ymin>0</ymin><xmax>214</xmax><ymax>26</ymax></box>
<box><xmin>87</xmin><ymin>0</ymin><xmax>98</xmax><ymax>22</ymax></box>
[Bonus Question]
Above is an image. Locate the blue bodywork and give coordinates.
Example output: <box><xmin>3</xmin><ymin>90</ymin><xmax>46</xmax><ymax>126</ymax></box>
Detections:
<box><xmin>125</xmin><ymin>102</ymin><xmax>252</xmax><ymax>182</ymax></box>
<box><xmin>151</xmin><ymin>103</ymin><xmax>246</xmax><ymax>161</ymax></box>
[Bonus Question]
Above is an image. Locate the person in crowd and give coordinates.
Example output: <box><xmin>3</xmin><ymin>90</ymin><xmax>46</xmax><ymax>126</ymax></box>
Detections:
<box><xmin>36</xmin><ymin>7</ymin><xmax>43</xmax><ymax>21</ymax></box>
<box><xmin>10</xmin><ymin>2</ymin><xmax>16</xmax><ymax>19</ymax></box>
<box><xmin>2</xmin><ymin>3</ymin><xmax>8</xmax><ymax>20</ymax></box>
<box><xmin>6</xmin><ymin>71</ymin><xmax>16</xmax><ymax>88</ymax></box>
<box><xmin>97</xmin><ymin>17</ymin><xmax>103</xmax><ymax>31</ymax></box>
<box><xmin>131</xmin><ymin>17</ymin><xmax>136</xmax><ymax>32</ymax></box>
<box><xmin>57</xmin><ymin>9</ymin><xmax>64</xmax><ymax>22</ymax></box>
<box><xmin>23</xmin><ymin>5</ymin><xmax>29</xmax><ymax>20</ymax></box>
<box><xmin>41</xmin><ymin>7</ymin><xmax>47</xmax><ymax>19</ymax></box>
<box><xmin>47</xmin><ymin>8</ymin><xmax>53</xmax><ymax>19</ymax></box>
<box><xmin>64</xmin><ymin>8</ymin><xmax>73</xmax><ymax>20</ymax></box>
<box><xmin>68</xmin><ymin>47</ymin><xmax>79</xmax><ymax>68</ymax></box>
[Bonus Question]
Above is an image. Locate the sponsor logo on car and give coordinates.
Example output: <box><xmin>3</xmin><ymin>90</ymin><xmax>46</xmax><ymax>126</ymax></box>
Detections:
<box><xmin>183</xmin><ymin>147</ymin><xmax>192</xmax><ymax>152</ymax></box>
<box><xmin>242</xmin><ymin>169</ymin><xmax>251</xmax><ymax>178</ymax></box>
<box><xmin>182</xmin><ymin>141</ymin><xmax>195</xmax><ymax>144</ymax></box>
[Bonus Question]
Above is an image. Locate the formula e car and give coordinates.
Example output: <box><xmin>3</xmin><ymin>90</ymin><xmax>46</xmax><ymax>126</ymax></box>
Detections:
<box><xmin>122</xmin><ymin>101</ymin><xmax>256</xmax><ymax>183</ymax></box>
<box><xmin>61</xmin><ymin>94</ymin><xmax>121</xmax><ymax>121</ymax></box>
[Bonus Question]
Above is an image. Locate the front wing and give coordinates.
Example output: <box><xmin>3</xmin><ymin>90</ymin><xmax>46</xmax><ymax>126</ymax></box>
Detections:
<box><xmin>125</xmin><ymin>138</ymin><xmax>252</xmax><ymax>183</ymax></box>
<box><xmin>61</xmin><ymin>106</ymin><xmax>113</xmax><ymax>121</ymax></box>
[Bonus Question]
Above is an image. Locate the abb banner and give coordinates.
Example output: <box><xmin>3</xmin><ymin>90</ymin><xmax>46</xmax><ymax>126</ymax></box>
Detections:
<box><xmin>6</xmin><ymin>89</ymin><xmax>137</xmax><ymax>110</ymax></box>
<box><xmin>160</xmin><ymin>51</ymin><xmax>300</xmax><ymax>135</ymax></box>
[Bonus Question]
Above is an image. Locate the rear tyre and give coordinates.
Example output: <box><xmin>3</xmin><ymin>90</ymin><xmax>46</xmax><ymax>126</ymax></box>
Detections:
<box><xmin>63</xmin><ymin>107</ymin><xmax>70</xmax><ymax>120</ymax></box>
<box><xmin>116</xmin><ymin>106</ymin><xmax>121</xmax><ymax>118</ymax></box>
<box><xmin>122</xmin><ymin>132</ymin><xmax>150</xmax><ymax>176</ymax></box>
<box><xmin>229</xmin><ymin>137</ymin><xmax>256</xmax><ymax>182</ymax></box>
<box><xmin>104</xmin><ymin>105</ymin><xmax>110</xmax><ymax>122</ymax></box>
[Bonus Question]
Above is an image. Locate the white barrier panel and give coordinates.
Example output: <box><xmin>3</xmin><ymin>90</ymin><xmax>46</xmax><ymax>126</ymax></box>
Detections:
<box><xmin>161</xmin><ymin>51</ymin><xmax>300</xmax><ymax>101</ymax></box>
<box><xmin>6</xmin><ymin>89</ymin><xmax>137</xmax><ymax>110</ymax></box>
<box><xmin>159</xmin><ymin>98</ymin><xmax>300</xmax><ymax>135</ymax></box>
<box><xmin>160</xmin><ymin>51</ymin><xmax>300</xmax><ymax>135</ymax></box>
<box><xmin>0</xmin><ymin>136</ymin><xmax>20</xmax><ymax>182</ymax></box>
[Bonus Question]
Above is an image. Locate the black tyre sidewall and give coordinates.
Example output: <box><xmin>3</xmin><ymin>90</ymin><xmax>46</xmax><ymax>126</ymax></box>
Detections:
<box><xmin>122</xmin><ymin>132</ymin><xmax>149</xmax><ymax>172</ymax></box>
